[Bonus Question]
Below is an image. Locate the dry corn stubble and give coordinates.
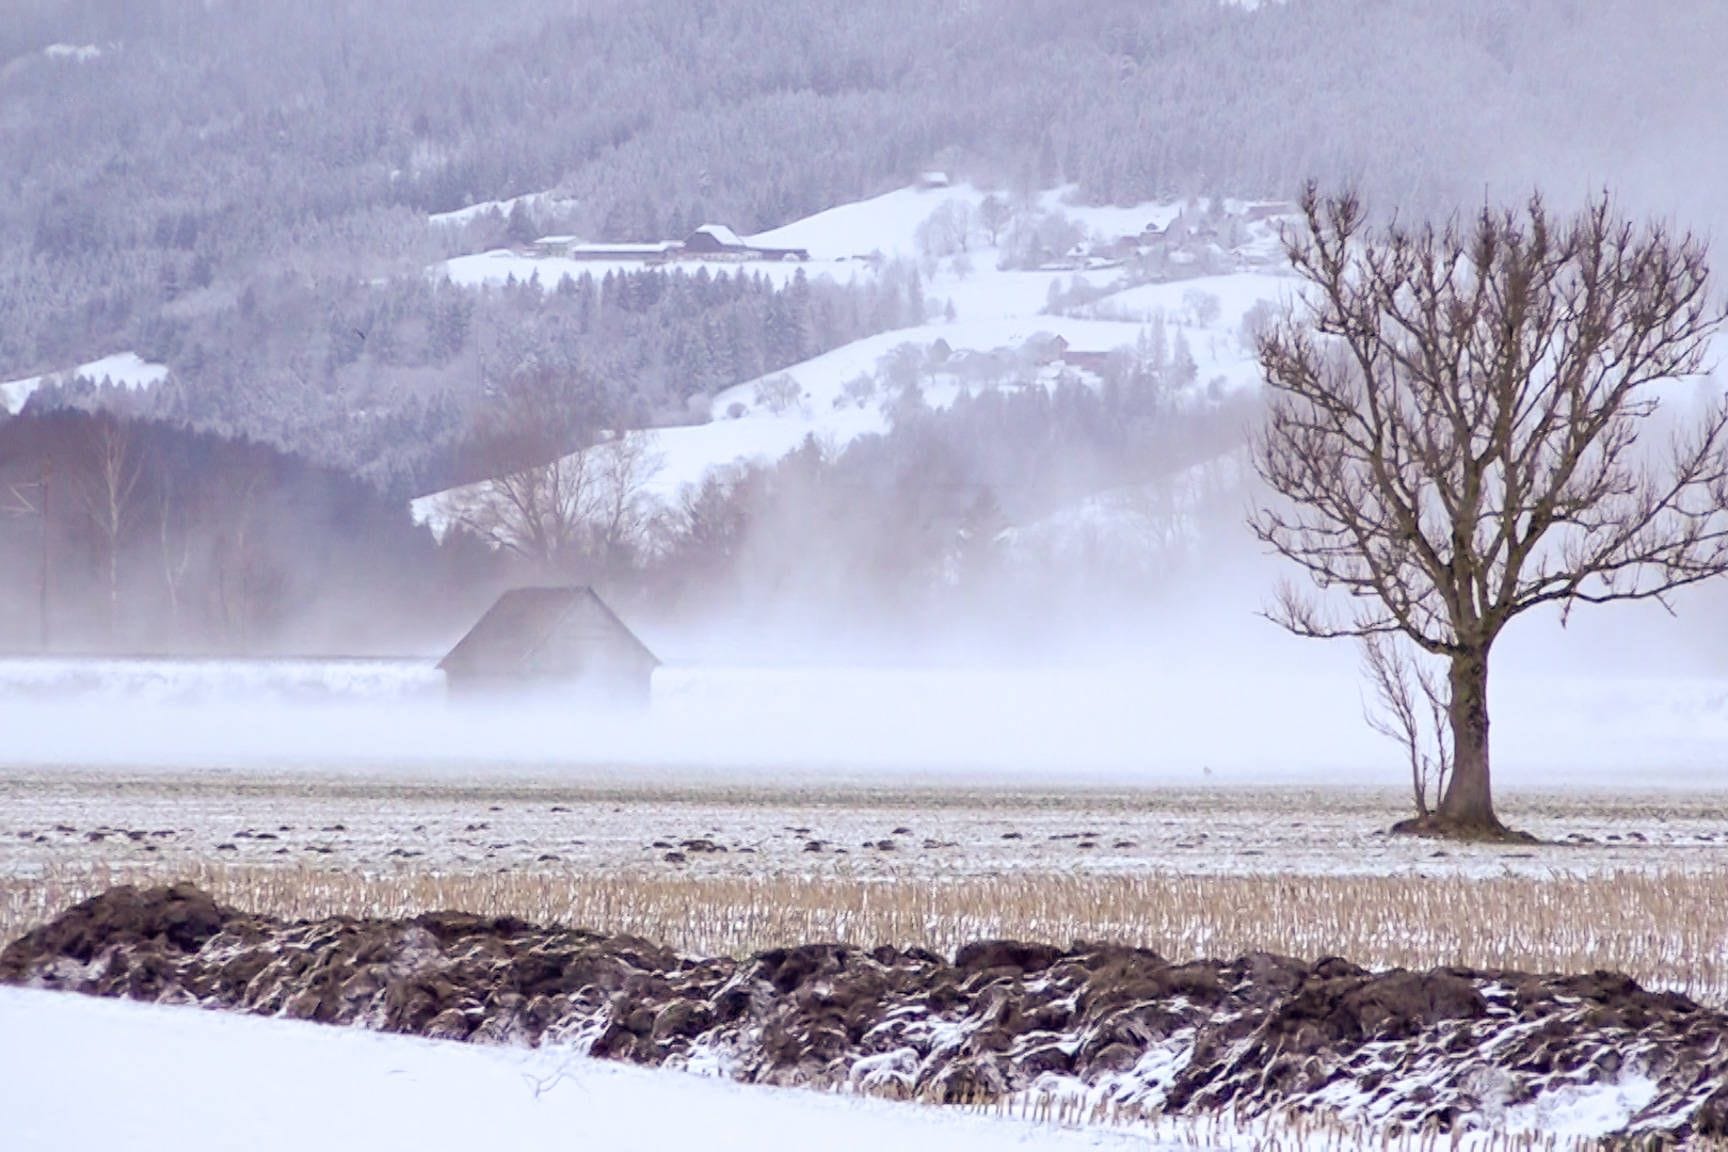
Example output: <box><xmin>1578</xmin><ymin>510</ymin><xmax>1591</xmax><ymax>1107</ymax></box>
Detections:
<box><xmin>8</xmin><ymin>862</ymin><xmax>1728</xmax><ymax>1151</ymax></box>
<box><xmin>5</xmin><ymin>861</ymin><xmax>1728</xmax><ymax>1006</ymax></box>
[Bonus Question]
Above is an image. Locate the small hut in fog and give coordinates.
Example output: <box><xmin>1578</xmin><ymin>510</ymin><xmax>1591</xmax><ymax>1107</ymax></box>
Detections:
<box><xmin>438</xmin><ymin>586</ymin><xmax>658</xmax><ymax>705</ymax></box>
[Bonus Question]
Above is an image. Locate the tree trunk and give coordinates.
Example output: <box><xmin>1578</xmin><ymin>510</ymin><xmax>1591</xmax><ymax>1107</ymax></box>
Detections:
<box><xmin>107</xmin><ymin>536</ymin><xmax>119</xmax><ymax>644</ymax></box>
<box><xmin>1438</xmin><ymin>647</ymin><xmax>1498</xmax><ymax>830</ymax></box>
<box><xmin>38</xmin><ymin>459</ymin><xmax>51</xmax><ymax>653</ymax></box>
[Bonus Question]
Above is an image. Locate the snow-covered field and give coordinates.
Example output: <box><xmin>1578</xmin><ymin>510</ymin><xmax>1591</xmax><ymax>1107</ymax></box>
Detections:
<box><xmin>0</xmin><ymin>656</ymin><xmax>1723</xmax><ymax>789</ymax></box>
<box><xmin>0</xmin><ymin>655</ymin><xmax>1726</xmax><ymax>882</ymax></box>
<box><xmin>0</xmin><ymin>656</ymin><xmax>441</xmax><ymax>704</ymax></box>
<box><xmin>0</xmin><ymin>351</ymin><xmax>168</xmax><ymax>413</ymax></box>
<box><xmin>0</xmin><ymin>988</ymin><xmax>1165</xmax><ymax>1152</ymax></box>
<box><xmin>8</xmin><ymin>762</ymin><xmax>1728</xmax><ymax>886</ymax></box>
<box><xmin>745</xmin><ymin>183</ymin><xmax>1188</xmax><ymax>261</ymax></box>
<box><xmin>4</xmin><ymin>650</ymin><xmax>1725</xmax><ymax>1148</ymax></box>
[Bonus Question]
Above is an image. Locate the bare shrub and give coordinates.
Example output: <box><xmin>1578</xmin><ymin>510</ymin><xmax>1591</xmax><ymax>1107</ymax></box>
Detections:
<box><xmin>1361</xmin><ymin>634</ymin><xmax>1452</xmax><ymax>817</ymax></box>
<box><xmin>752</xmin><ymin>373</ymin><xmax>802</xmax><ymax>415</ymax></box>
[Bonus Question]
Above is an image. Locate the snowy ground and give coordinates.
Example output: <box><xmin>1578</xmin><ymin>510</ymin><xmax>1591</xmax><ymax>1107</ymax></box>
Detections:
<box><xmin>0</xmin><ymin>958</ymin><xmax>1674</xmax><ymax>1151</ymax></box>
<box><xmin>427</xmin><ymin>190</ymin><xmax>571</xmax><ymax>228</ymax></box>
<box><xmin>0</xmin><ymin>351</ymin><xmax>168</xmax><ymax>414</ymax></box>
<box><xmin>4</xmin><ymin>651</ymin><xmax>1724</xmax><ymax>1148</ymax></box>
<box><xmin>0</xmin><ymin>656</ymin><xmax>1726</xmax><ymax>880</ymax></box>
<box><xmin>0</xmin><ymin>988</ymin><xmax>1163</xmax><ymax>1152</ymax></box>
<box><xmin>745</xmin><ymin>183</ymin><xmax>1189</xmax><ymax>262</ymax></box>
<box><xmin>5</xmin><ymin>768</ymin><xmax>1728</xmax><ymax>883</ymax></box>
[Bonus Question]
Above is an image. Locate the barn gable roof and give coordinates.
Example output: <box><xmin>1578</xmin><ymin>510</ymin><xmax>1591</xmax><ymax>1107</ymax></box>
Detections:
<box><xmin>438</xmin><ymin>586</ymin><xmax>659</xmax><ymax>673</ymax></box>
<box><xmin>692</xmin><ymin>223</ymin><xmax>745</xmax><ymax>247</ymax></box>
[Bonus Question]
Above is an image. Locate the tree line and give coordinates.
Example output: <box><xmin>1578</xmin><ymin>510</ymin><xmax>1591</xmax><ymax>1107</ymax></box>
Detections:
<box><xmin>0</xmin><ymin>408</ymin><xmax>497</xmax><ymax>654</ymax></box>
<box><xmin>23</xmin><ymin>263</ymin><xmax>924</xmax><ymax>499</ymax></box>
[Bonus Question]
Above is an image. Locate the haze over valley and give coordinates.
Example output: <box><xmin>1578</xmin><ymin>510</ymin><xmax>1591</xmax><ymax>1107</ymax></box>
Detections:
<box><xmin>6</xmin><ymin>3</ymin><xmax>1728</xmax><ymax>1148</ymax></box>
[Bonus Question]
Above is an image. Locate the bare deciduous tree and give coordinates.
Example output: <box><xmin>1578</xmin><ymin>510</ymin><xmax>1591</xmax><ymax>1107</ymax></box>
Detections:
<box><xmin>445</xmin><ymin>360</ymin><xmax>598</xmax><ymax>572</ymax></box>
<box><xmin>1360</xmin><ymin>634</ymin><xmax>1452</xmax><ymax>818</ymax></box>
<box><xmin>444</xmin><ymin>361</ymin><xmax>661</xmax><ymax>577</ymax></box>
<box><xmin>157</xmin><ymin>469</ymin><xmax>193</xmax><ymax>627</ymax></box>
<box><xmin>589</xmin><ymin>432</ymin><xmax>665</xmax><ymax>576</ymax></box>
<box><xmin>77</xmin><ymin>412</ymin><xmax>143</xmax><ymax>640</ymax></box>
<box><xmin>1252</xmin><ymin>187</ymin><xmax>1728</xmax><ymax>835</ymax></box>
<box><xmin>207</xmin><ymin>460</ymin><xmax>280</xmax><ymax>653</ymax></box>
<box><xmin>448</xmin><ymin>445</ymin><xmax>594</xmax><ymax>571</ymax></box>
<box><xmin>916</xmin><ymin>200</ymin><xmax>974</xmax><ymax>264</ymax></box>
<box><xmin>978</xmin><ymin>193</ymin><xmax>1012</xmax><ymax>247</ymax></box>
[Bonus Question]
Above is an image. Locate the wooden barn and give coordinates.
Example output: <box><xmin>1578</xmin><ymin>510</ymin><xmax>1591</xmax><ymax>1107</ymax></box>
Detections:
<box><xmin>438</xmin><ymin>586</ymin><xmax>659</xmax><ymax>705</ymax></box>
<box><xmin>682</xmin><ymin>224</ymin><xmax>751</xmax><ymax>257</ymax></box>
<box><xmin>681</xmin><ymin>224</ymin><xmax>808</xmax><ymax>262</ymax></box>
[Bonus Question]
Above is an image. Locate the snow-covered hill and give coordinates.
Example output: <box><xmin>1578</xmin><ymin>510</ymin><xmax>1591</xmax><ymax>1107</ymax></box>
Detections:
<box><xmin>746</xmin><ymin>182</ymin><xmax>1186</xmax><ymax>261</ymax></box>
<box><xmin>428</xmin><ymin>191</ymin><xmax>558</xmax><ymax>228</ymax></box>
<box><xmin>418</xmin><ymin>183</ymin><xmax>1296</xmax><ymax>529</ymax></box>
<box><xmin>643</xmin><ymin>316</ymin><xmax>1165</xmax><ymax>498</ymax></box>
<box><xmin>0</xmin><ymin>352</ymin><xmax>169</xmax><ymax>414</ymax></box>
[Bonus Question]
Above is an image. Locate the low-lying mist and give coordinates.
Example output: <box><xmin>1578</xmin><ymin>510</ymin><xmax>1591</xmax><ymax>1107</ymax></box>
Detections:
<box><xmin>4</xmin><ymin>558</ymin><xmax>1725</xmax><ymax>793</ymax></box>
<box><xmin>5</xmin><ymin>367</ymin><xmax>1728</xmax><ymax>794</ymax></box>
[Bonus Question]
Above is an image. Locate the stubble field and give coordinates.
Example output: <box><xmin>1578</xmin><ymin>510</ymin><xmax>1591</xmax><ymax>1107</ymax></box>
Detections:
<box><xmin>7</xmin><ymin>768</ymin><xmax>1728</xmax><ymax>1007</ymax></box>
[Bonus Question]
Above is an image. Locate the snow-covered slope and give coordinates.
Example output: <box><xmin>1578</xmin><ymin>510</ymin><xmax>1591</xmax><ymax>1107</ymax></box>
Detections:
<box><xmin>747</xmin><ymin>182</ymin><xmax>1185</xmax><ymax>261</ymax></box>
<box><xmin>410</xmin><ymin>309</ymin><xmax>1170</xmax><ymax>525</ymax></box>
<box><xmin>748</xmin><ymin>183</ymin><xmax>982</xmax><ymax>259</ymax></box>
<box><xmin>421</xmin><ymin>183</ymin><xmax>1295</xmax><ymax>517</ymax></box>
<box><xmin>641</xmin><ymin>316</ymin><xmax>1155</xmax><ymax>497</ymax></box>
<box><xmin>1079</xmin><ymin>270</ymin><xmax>1289</xmax><ymax>328</ymax></box>
<box><xmin>440</xmin><ymin>248</ymin><xmax>861</xmax><ymax>290</ymax></box>
<box><xmin>659</xmin><ymin>190</ymin><xmax>1288</xmax><ymax>499</ymax></box>
<box><xmin>428</xmin><ymin>191</ymin><xmax>561</xmax><ymax>228</ymax></box>
<box><xmin>0</xmin><ymin>352</ymin><xmax>169</xmax><ymax>414</ymax></box>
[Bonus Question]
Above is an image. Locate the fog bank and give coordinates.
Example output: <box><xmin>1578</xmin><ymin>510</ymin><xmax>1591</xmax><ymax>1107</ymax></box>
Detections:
<box><xmin>1</xmin><ymin>652</ymin><xmax>1724</xmax><ymax>793</ymax></box>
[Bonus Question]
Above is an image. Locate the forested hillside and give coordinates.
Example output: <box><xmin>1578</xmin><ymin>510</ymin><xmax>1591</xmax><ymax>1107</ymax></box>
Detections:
<box><xmin>1</xmin><ymin>0</ymin><xmax>1723</xmax><ymax>654</ymax></box>
<box><xmin>2</xmin><ymin>0</ymin><xmax>1723</xmax><ymax>485</ymax></box>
